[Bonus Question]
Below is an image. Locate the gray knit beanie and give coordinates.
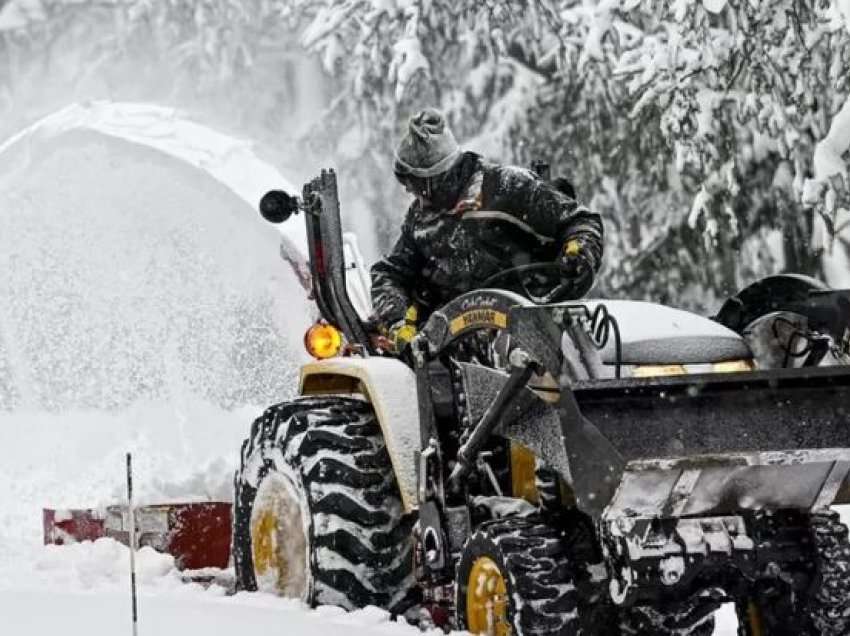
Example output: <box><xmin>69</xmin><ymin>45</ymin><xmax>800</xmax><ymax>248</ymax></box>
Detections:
<box><xmin>393</xmin><ymin>108</ymin><xmax>461</xmax><ymax>178</ymax></box>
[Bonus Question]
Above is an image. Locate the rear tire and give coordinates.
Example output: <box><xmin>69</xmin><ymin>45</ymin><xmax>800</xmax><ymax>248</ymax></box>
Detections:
<box><xmin>456</xmin><ymin>517</ymin><xmax>580</xmax><ymax>636</ymax></box>
<box><xmin>232</xmin><ymin>396</ymin><xmax>415</xmax><ymax>611</ymax></box>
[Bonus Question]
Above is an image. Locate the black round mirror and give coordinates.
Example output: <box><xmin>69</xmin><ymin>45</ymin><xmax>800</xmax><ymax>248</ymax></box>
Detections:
<box><xmin>259</xmin><ymin>190</ymin><xmax>299</xmax><ymax>224</ymax></box>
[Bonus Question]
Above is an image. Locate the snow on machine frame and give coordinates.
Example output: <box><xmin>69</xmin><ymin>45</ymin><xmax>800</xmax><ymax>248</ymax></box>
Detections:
<box><xmin>233</xmin><ymin>168</ymin><xmax>850</xmax><ymax>636</ymax></box>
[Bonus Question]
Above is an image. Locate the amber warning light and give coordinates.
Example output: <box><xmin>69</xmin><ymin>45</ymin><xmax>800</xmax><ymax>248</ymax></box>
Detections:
<box><xmin>305</xmin><ymin>323</ymin><xmax>343</xmax><ymax>359</ymax></box>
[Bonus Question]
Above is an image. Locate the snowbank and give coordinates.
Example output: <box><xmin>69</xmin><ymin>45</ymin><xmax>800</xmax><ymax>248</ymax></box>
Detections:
<box><xmin>0</xmin><ymin>532</ymin><xmax>742</xmax><ymax>635</ymax></box>
<box><xmin>1</xmin><ymin>538</ymin><xmax>451</xmax><ymax>636</ymax></box>
<box><xmin>0</xmin><ymin>587</ymin><xmax>451</xmax><ymax>636</ymax></box>
<box><xmin>34</xmin><ymin>539</ymin><xmax>177</xmax><ymax>590</ymax></box>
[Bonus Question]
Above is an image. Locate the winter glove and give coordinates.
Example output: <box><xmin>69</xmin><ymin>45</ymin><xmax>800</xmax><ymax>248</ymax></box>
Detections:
<box><xmin>386</xmin><ymin>305</ymin><xmax>419</xmax><ymax>354</ymax></box>
<box><xmin>558</xmin><ymin>237</ymin><xmax>596</xmax><ymax>297</ymax></box>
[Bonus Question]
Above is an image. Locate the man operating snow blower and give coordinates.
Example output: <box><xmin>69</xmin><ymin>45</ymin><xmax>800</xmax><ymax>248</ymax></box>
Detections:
<box><xmin>371</xmin><ymin>108</ymin><xmax>604</xmax><ymax>353</ymax></box>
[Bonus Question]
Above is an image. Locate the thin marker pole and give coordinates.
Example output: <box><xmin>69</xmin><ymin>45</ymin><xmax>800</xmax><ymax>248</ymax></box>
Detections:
<box><xmin>127</xmin><ymin>453</ymin><xmax>139</xmax><ymax>636</ymax></box>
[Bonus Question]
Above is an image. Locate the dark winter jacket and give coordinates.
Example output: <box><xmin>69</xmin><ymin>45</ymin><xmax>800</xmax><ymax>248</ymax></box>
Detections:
<box><xmin>371</xmin><ymin>152</ymin><xmax>603</xmax><ymax>326</ymax></box>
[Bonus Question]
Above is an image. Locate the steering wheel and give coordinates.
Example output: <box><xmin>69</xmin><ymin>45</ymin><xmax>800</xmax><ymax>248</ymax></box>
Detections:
<box><xmin>480</xmin><ymin>263</ymin><xmax>579</xmax><ymax>305</ymax></box>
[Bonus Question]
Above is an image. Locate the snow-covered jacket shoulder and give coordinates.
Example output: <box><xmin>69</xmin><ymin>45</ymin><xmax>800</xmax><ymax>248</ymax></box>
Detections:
<box><xmin>478</xmin><ymin>162</ymin><xmax>602</xmax><ymax>252</ymax></box>
<box><xmin>371</xmin><ymin>153</ymin><xmax>603</xmax><ymax>326</ymax></box>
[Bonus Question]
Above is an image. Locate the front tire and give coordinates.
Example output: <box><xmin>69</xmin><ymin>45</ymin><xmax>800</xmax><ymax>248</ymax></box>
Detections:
<box><xmin>232</xmin><ymin>396</ymin><xmax>415</xmax><ymax>611</ymax></box>
<box><xmin>456</xmin><ymin>517</ymin><xmax>580</xmax><ymax>636</ymax></box>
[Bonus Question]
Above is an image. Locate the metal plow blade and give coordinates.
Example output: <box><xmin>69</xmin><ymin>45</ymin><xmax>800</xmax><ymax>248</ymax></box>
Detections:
<box><xmin>572</xmin><ymin>365</ymin><xmax>850</xmax><ymax>515</ymax></box>
<box><xmin>607</xmin><ymin>450</ymin><xmax>850</xmax><ymax>519</ymax></box>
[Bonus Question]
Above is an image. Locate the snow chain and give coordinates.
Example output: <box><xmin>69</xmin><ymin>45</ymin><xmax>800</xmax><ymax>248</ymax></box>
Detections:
<box><xmin>808</xmin><ymin>510</ymin><xmax>850</xmax><ymax>635</ymax></box>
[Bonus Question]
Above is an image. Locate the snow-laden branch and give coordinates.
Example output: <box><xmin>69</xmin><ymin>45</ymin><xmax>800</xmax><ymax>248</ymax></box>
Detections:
<box><xmin>811</xmin><ymin>97</ymin><xmax>850</xmax><ymax>192</ymax></box>
<box><xmin>835</xmin><ymin>0</ymin><xmax>850</xmax><ymax>32</ymax></box>
<box><xmin>804</xmin><ymin>85</ymin><xmax>850</xmax><ymax>249</ymax></box>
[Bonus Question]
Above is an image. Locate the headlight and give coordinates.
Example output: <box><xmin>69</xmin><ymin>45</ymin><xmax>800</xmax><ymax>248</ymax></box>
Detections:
<box><xmin>304</xmin><ymin>323</ymin><xmax>343</xmax><ymax>359</ymax></box>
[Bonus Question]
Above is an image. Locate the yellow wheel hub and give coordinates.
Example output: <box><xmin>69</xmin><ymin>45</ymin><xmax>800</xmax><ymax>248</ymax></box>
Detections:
<box><xmin>466</xmin><ymin>556</ymin><xmax>511</xmax><ymax>636</ymax></box>
<box><xmin>250</xmin><ymin>473</ymin><xmax>307</xmax><ymax>598</ymax></box>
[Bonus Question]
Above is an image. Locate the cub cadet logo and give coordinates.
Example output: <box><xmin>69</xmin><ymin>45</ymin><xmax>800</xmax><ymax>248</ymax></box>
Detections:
<box><xmin>459</xmin><ymin>295</ymin><xmax>499</xmax><ymax>310</ymax></box>
<box><xmin>449</xmin><ymin>309</ymin><xmax>508</xmax><ymax>334</ymax></box>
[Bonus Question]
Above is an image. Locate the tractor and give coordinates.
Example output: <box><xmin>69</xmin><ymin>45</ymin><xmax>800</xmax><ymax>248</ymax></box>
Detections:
<box><xmin>232</xmin><ymin>168</ymin><xmax>850</xmax><ymax>635</ymax></box>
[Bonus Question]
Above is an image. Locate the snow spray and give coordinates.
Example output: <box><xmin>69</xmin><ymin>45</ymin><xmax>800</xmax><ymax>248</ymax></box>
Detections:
<box><xmin>127</xmin><ymin>453</ymin><xmax>139</xmax><ymax>636</ymax></box>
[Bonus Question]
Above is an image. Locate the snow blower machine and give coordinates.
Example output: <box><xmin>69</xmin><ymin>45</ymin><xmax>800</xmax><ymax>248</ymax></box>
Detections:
<box><xmin>232</xmin><ymin>168</ymin><xmax>850</xmax><ymax>635</ymax></box>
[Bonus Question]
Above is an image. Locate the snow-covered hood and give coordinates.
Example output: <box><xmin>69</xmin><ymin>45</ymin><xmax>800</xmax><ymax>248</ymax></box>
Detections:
<box><xmin>583</xmin><ymin>299</ymin><xmax>751</xmax><ymax>365</ymax></box>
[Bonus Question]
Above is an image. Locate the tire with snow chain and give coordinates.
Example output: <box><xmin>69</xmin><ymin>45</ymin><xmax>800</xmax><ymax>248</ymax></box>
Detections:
<box><xmin>806</xmin><ymin>510</ymin><xmax>850</xmax><ymax>635</ymax></box>
<box><xmin>735</xmin><ymin>511</ymin><xmax>850</xmax><ymax>636</ymax></box>
<box><xmin>456</xmin><ymin>517</ymin><xmax>580</xmax><ymax>636</ymax></box>
<box><xmin>232</xmin><ymin>396</ymin><xmax>415</xmax><ymax>612</ymax></box>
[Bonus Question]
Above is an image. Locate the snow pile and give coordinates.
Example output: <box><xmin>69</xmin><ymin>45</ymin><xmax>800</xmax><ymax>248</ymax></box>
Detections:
<box><xmin>0</xmin><ymin>399</ymin><xmax>258</xmax><ymax>586</ymax></box>
<box><xmin>831</xmin><ymin>0</ymin><xmax>850</xmax><ymax>37</ymax></box>
<box><xmin>33</xmin><ymin>539</ymin><xmax>177</xmax><ymax>590</ymax></box>
<box><xmin>1</xmin><ymin>537</ymin><xmax>452</xmax><ymax>636</ymax></box>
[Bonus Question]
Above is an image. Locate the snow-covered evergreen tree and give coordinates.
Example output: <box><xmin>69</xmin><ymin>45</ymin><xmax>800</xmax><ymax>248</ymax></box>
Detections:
<box><xmin>2</xmin><ymin>0</ymin><xmax>848</xmax><ymax>307</ymax></box>
<box><xmin>295</xmin><ymin>0</ymin><xmax>850</xmax><ymax>307</ymax></box>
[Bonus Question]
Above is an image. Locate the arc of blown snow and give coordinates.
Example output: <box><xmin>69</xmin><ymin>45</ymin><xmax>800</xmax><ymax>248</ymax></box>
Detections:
<box><xmin>0</xmin><ymin>100</ymin><xmax>310</xmax><ymax>289</ymax></box>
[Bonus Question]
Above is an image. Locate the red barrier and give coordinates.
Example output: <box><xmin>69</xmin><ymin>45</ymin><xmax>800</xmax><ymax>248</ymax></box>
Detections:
<box><xmin>103</xmin><ymin>502</ymin><xmax>232</xmax><ymax>570</ymax></box>
<box><xmin>44</xmin><ymin>502</ymin><xmax>232</xmax><ymax>571</ymax></box>
<box><xmin>166</xmin><ymin>502</ymin><xmax>232</xmax><ymax>570</ymax></box>
<box><xmin>43</xmin><ymin>509</ymin><xmax>106</xmax><ymax>545</ymax></box>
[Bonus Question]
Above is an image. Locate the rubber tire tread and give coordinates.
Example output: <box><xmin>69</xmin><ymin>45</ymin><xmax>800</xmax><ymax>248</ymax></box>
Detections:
<box><xmin>456</xmin><ymin>517</ymin><xmax>580</xmax><ymax>636</ymax></box>
<box><xmin>735</xmin><ymin>511</ymin><xmax>850</xmax><ymax>636</ymax></box>
<box><xmin>232</xmin><ymin>396</ymin><xmax>415</xmax><ymax>612</ymax></box>
<box><xmin>807</xmin><ymin>510</ymin><xmax>850</xmax><ymax>635</ymax></box>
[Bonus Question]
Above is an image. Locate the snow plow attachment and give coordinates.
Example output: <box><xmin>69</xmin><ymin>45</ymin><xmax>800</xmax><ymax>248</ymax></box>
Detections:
<box><xmin>459</xmin><ymin>300</ymin><xmax>850</xmax><ymax>522</ymax></box>
<box><xmin>577</xmin><ymin>366</ymin><xmax>850</xmax><ymax>518</ymax></box>
<box><xmin>458</xmin><ymin>311</ymin><xmax>850</xmax><ymax>616</ymax></box>
<box><xmin>462</xmin><ymin>363</ymin><xmax>850</xmax><ymax>519</ymax></box>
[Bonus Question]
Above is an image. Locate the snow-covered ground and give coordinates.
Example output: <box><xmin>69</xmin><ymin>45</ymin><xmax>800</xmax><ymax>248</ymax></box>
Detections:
<box><xmin>0</xmin><ymin>398</ymin><xmax>451</xmax><ymax>636</ymax></box>
<box><xmin>0</xmin><ymin>398</ymin><xmax>744</xmax><ymax>635</ymax></box>
<box><xmin>0</xmin><ymin>528</ymin><xmax>439</xmax><ymax>636</ymax></box>
<box><xmin>0</xmin><ymin>588</ymin><xmax>437</xmax><ymax>636</ymax></box>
